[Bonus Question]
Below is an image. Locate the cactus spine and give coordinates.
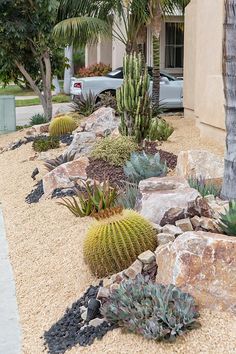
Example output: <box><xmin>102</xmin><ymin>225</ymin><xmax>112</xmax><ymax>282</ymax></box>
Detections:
<box><xmin>116</xmin><ymin>53</ymin><xmax>152</xmax><ymax>143</ymax></box>
<box><xmin>49</xmin><ymin>115</ymin><xmax>77</xmax><ymax>136</ymax></box>
<box><xmin>83</xmin><ymin>209</ymin><xmax>157</xmax><ymax>277</ymax></box>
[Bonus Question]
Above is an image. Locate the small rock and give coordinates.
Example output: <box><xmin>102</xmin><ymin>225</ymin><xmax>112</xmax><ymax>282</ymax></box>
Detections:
<box><xmin>138</xmin><ymin>250</ymin><xmax>156</xmax><ymax>264</ymax></box>
<box><xmin>80</xmin><ymin>306</ymin><xmax>87</xmax><ymax>315</ymax></box>
<box><xmin>81</xmin><ymin>309</ymin><xmax>88</xmax><ymax>321</ymax></box>
<box><xmin>150</xmin><ymin>222</ymin><xmax>163</xmax><ymax>233</ymax></box>
<box><xmin>187</xmin><ymin>197</ymin><xmax>213</xmax><ymax>218</ymax></box>
<box><xmin>191</xmin><ymin>215</ymin><xmax>202</xmax><ymax>228</ymax></box>
<box><xmin>162</xmin><ymin>224</ymin><xmax>183</xmax><ymax>236</ymax></box>
<box><xmin>204</xmin><ymin>195</ymin><xmax>215</xmax><ymax>203</ymax></box>
<box><xmin>157</xmin><ymin>233</ymin><xmax>175</xmax><ymax>246</ymax></box>
<box><xmin>96</xmin><ymin>287</ymin><xmax>110</xmax><ymax>300</ymax></box>
<box><xmin>89</xmin><ymin>318</ymin><xmax>106</xmax><ymax>327</ymax></box>
<box><xmin>160</xmin><ymin>207</ymin><xmax>186</xmax><ymax>226</ymax></box>
<box><xmin>86</xmin><ymin>299</ymin><xmax>101</xmax><ymax>322</ymax></box>
<box><xmin>124</xmin><ymin>259</ymin><xmax>143</xmax><ymax>279</ymax></box>
<box><xmin>175</xmin><ymin>218</ymin><xmax>193</xmax><ymax>232</ymax></box>
<box><xmin>143</xmin><ymin>262</ymin><xmax>157</xmax><ymax>271</ymax></box>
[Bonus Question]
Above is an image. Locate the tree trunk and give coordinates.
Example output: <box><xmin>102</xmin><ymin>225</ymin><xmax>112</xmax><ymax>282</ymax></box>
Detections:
<box><xmin>64</xmin><ymin>45</ymin><xmax>74</xmax><ymax>94</ymax></box>
<box><xmin>152</xmin><ymin>34</ymin><xmax>160</xmax><ymax>110</ymax></box>
<box><xmin>43</xmin><ymin>52</ymin><xmax>53</xmax><ymax>120</ymax></box>
<box><xmin>221</xmin><ymin>0</ymin><xmax>236</xmax><ymax>200</ymax></box>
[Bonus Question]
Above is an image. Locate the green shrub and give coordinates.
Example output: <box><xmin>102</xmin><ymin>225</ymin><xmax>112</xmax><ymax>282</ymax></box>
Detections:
<box><xmin>117</xmin><ymin>53</ymin><xmax>152</xmax><ymax>143</ymax></box>
<box><xmin>149</xmin><ymin>118</ymin><xmax>174</xmax><ymax>141</ymax></box>
<box><xmin>102</xmin><ymin>275</ymin><xmax>200</xmax><ymax>342</ymax></box>
<box><xmin>218</xmin><ymin>200</ymin><xmax>236</xmax><ymax>236</ymax></box>
<box><xmin>188</xmin><ymin>176</ymin><xmax>221</xmax><ymax>197</ymax></box>
<box><xmin>32</xmin><ymin>136</ymin><xmax>60</xmax><ymax>152</ymax></box>
<box><xmin>116</xmin><ymin>181</ymin><xmax>139</xmax><ymax>209</ymax></box>
<box><xmin>30</xmin><ymin>113</ymin><xmax>48</xmax><ymax>126</ymax></box>
<box><xmin>124</xmin><ymin>151</ymin><xmax>167</xmax><ymax>183</ymax></box>
<box><xmin>70</xmin><ymin>90</ymin><xmax>97</xmax><ymax>117</ymax></box>
<box><xmin>83</xmin><ymin>210</ymin><xmax>157</xmax><ymax>277</ymax></box>
<box><xmin>58</xmin><ymin>179</ymin><xmax>118</xmax><ymax>217</ymax></box>
<box><xmin>91</xmin><ymin>136</ymin><xmax>138</xmax><ymax>166</ymax></box>
<box><xmin>49</xmin><ymin>115</ymin><xmax>77</xmax><ymax>136</ymax></box>
<box><xmin>44</xmin><ymin>152</ymin><xmax>76</xmax><ymax>172</ymax></box>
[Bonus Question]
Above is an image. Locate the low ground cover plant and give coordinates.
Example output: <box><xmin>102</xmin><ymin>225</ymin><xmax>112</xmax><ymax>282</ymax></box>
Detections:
<box><xmin>124</xmin><ymin>151</ymin><xmax>168</xmax><ymax>183</ymax></box>
<box><xmin>83</xmin><ymin>209</ymin><xmax>157</xmax><ymax>277</ymax></box>
<box><xmin>218</xmin><ymin>200</ymin><xmax>236</xmax><ymax>236</ymax></box>
<box><xmin>30</xmin><ymin>113</ymin><xmax>48</xmax><ymax>125</ymax></box>
<box><xmin>91</xmin><ymin>136</ymin><xmax>138</xmax><ymax>166</ymax></box>
<box><xmin>71</xmin><ymin>91</ymin><xmax>97</xmax><ymax>117</ymax></box>
<box><xmin>32</xmin><ymin>136</ymin><xmax>60</xmax><ymax>152</ymax></box>
<box><xmin>49</xmin><ymin>115</ymin><xmax>77</xmax><ymax>136</ymax></box>
<box><xmin>102</xmin><ymin>275</ymin><xmax>200</xmax><ymax>342</ymax></box>
<box><xmin>188</xmin><ymin>176</ymin><xmax>221</xmax><ymax>197</ymax></box>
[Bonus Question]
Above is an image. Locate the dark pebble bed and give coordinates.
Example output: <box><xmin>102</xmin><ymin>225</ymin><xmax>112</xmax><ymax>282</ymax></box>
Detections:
<box><xmin>43</xmin><ymin>284</ymin><xmax>116</xmax><ymax>354</ymax></box>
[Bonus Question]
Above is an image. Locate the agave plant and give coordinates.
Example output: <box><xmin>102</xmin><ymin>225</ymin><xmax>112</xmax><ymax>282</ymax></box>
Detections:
<box><xmin>44</xmin><ymin>152</ymin><xmax>76</xmax><ymax>172</ymax></box>
<box><xmin>188</xmin><ymin>176</ymin><xmax>221</xmax><ymax>197</ymax></box>
<box><xmin>58</xmin><ymin>179</ymin><xmax>118</xmax><ymax>217</ymax></box>
<box><xmin>101</xmin><ymin>275</ymin><xmax>200</xmax><ymax>342</ymax></box>
<box><xmin>218</xmin><ymin>200</ymin><xmax>236</xmax><ymax>236</ymax></box>
<box><xmin>149</xmin><ymin>118</ymin><xmax>174</xmax><ymax>142</ymax></box>
<box><xmin>70</xmin><ymin>90</ymin><xmax>97</xmax><ymax>117</ymax></box>
<box><xmin>124</xmin><ymin>151</ymin><xmax>167</xmax><ymax>183</ymax></box>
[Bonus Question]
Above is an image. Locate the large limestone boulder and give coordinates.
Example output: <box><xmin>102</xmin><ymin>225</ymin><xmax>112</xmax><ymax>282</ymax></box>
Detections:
<box><xmin>156</xmin><ymin>231</ymin><xmax>236</xmax><ymax>313</ymax></box>
<box><xmin>136</xmin><ymin>176</ymin><xmax>200</xmax><ymax>224</ymax></box>
<box><xmin>66</xmin><ymin>132</ymin><xmax>97</xmax><ymax>158</ymax></box>
<box><xmin>176</xmin><ymin>150</ymin><xmax>224</xmax><ymax>179</ymax></box>
<box><xmin>81</xmin><ymin>107</ymin><xmax>119</xmax><ymax>137</ymax></box>
<box><xmin>43</xmin><ymin>157</ymin><xmax>89</xmax><ymax>197</ymax></box>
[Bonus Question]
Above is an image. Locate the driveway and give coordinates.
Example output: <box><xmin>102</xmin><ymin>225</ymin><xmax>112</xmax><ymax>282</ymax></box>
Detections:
<box><xmin>16</xmin><ymin>103</ymin><xmax>71</xmax><ymax>126</ymax></box>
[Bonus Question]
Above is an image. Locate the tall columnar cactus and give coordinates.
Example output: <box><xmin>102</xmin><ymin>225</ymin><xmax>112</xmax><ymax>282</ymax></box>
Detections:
<box><xmin>116</xmin><ymin>53</ymin><xmax>152</xmax><ymax>143</ymax></box>
<box><xmin>83</xmin><ymin>209</ymin><xmax>157</xmax><ymax>277</ymax></box>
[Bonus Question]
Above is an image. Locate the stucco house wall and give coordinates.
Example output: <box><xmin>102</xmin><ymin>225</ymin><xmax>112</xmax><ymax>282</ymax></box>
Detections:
<box><xmin>184</xmin><ymin>0</ymin><xmax>225</xmax><ymax>145</ymax></box>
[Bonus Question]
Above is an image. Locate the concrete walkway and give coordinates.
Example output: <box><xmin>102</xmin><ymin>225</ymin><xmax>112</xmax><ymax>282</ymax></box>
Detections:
<box><xmin>0</xmin><ymin>208</ymin><xmax>21</xmax><ymax>354</ymax></box>
<box><xmin>16</xmin><ymin>102</ymin><xmax>71</xmax><ymax>126</ymax></box>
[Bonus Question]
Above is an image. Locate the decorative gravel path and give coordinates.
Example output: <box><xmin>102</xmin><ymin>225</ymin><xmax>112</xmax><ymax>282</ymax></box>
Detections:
<box><xmin>0</xmin><ymin>208</ymin><xmax>21</xmax><ymax>354</ymax></box>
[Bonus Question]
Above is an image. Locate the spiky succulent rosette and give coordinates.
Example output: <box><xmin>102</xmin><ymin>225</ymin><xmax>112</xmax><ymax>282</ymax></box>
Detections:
<box><xmin>83</xmin><ymin>209</ymin><xmax>157</xmax><ymax>277</ymax></box>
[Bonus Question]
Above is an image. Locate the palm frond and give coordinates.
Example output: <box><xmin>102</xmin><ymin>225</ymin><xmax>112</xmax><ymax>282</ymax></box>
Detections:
<box><xmin>54</xmin><ymin>17</ymin><xmax>112</xmax><ymax>46</ymax></box>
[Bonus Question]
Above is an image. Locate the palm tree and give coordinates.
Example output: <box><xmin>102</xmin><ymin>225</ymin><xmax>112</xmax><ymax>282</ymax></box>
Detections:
<box><xmin>221</xmin><ymin>0</ymin><xmax>236</xmax><ymax>200</ymax></box>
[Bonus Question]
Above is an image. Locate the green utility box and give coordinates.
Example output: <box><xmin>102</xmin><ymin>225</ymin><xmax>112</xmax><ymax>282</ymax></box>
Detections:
<box><xmin>0</xmin><ymin>96</ymin><xmax>16</xmax><ymax>133</ymax></box>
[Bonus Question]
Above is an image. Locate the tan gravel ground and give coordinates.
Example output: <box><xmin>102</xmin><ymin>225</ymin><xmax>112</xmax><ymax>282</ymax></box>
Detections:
<box><xmin>0</xmin><ymin>116</ymin><xmax>236</xmax><ymax>354</ymax></box>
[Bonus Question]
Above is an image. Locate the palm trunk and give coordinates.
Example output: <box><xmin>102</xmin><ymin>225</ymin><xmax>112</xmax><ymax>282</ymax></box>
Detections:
<box><xmin>152</xmin><ymin>34</ymin><xmax>160</xmax><ymax>109</ymax></box>
<box><xmin>221</xmin><ymin>0</ymin><xmax>236</xmax><ymax>200</ymax></box>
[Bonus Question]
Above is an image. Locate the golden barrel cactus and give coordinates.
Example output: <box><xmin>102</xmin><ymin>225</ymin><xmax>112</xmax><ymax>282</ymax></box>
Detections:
<box><xmin>83</xmin><ymin>209</ymin><xmax>157</xmax><ymax>277</ymax></box>
<box><xmin>49</xmin><ymin>115</ymin><xmax>77</xmax><ymax>136</ymax></box>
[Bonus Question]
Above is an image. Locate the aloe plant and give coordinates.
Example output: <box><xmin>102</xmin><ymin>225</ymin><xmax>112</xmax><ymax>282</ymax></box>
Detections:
<box><xmin>218</xmin><ymin>200</ymin><xmax>236</xmax><ymax>236</ymax></box>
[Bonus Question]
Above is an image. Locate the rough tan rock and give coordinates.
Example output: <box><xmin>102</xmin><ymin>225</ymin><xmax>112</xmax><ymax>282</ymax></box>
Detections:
<box><xmin>124</xmin><ymin>259</ymin><xmax>143</xmax><ymax>279</ymax></box>
<box><xmin>176</xmin><ymin>150</ymin><xmax>224</xmax><ymax>179</ymax></box>
<box><xmin>65</xmin><ymin>131</ymin><xmax>97</xmax><ymax>158</ymax></box>
<box><xmin>32</xmin><ymin>123</ymin><xmax>50</xmax><ymax>134</ymax></box>
<box><xmin>160</xmin><ymin>207</ymin><xmax>186</xmax><ymax>226</ymax></box>
<box><xmin>136</xmin><ymin>177</ymin><xmax>200</xmax><ymax>224</ymax></box>
<box><xmin>43</xmin><ymin>157</ymin><xmax>89</xmax><ymax>197</ymax></box>
<box><xmin>156</xmin><ymin>231</ymin><xmax>236</xmax><ymax>312</ymax></box>
<box><xmin>84</xmin><ymin>107</ymin><xmax>119</xmax><ymax>137</ymax></box>
<box><xmin>191</xmin><ymin>216</ymin><xmax>222</xmax><ymax>233</ymax></box>
<box><xmin>138</xmin><ymin>250</ymin><xmax>156</xmax><ymax>264</ymax></box>
<box><xmin>157</xmin><ymin>233</ymin><xmax>175</xmax><ymax>246</ymax></box>
<box><xmin>175</xmin><ymin>218</ymin><xmax>193</xmax><ymax>232</ymax></box>
<box><xmin>162</xmin><ymin>224</ymin><xmax>182</xmax><ymax>236</ymax></box>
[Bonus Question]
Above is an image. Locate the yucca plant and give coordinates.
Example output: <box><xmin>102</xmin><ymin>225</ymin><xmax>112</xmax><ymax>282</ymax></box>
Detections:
<box><xmin>124</xmin><ymin>151</ymin><xmax>167</xmax><ymax>183</ymax></box>
<box><xmin>44</xmin><ymin>152</ymin><xmax>76</xmax><ymax>172</ymax></box>
<box><xmin>83</xmin><ymin>210</ymin><xmax>157</xmax><ymax>277</ymax></box>
<box><xmin>149</xmin><ymin>118</ymin><xmax>174</xmax><ymax>141</ymax></box>
<box><xmin>58</xmin><ymin>179</ymin><xmax>118</xmax><ymax>217</ymax></box>
<box><xmin>70</xmin><ymin>90</ymin><xmax>97</xmax><ymax>117</ymax></box>
<box><xmin>49</xmin><ymin>115</ymin><xmax>77</xmax><ymax>136</ymax></box>
<box><xmin>102</xmin><ymin>275</ymin><xmax>200</xmax><ymax>342</ymax></box>
<box><xmin>218</xmin><ymin>200</ymin><xmax>236</xmax><ymax>236</ymax></box>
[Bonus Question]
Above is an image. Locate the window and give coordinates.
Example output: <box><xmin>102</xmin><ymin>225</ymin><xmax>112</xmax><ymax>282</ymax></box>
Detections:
<box><xmin>165</xmin><ymin>22</ymin><xmax>184</xmax><ymax>68</ymax></box>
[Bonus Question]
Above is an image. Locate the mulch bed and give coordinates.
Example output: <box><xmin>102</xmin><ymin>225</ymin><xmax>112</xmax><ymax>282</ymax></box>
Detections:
<box><xmin>86</xmin><ymin>143</ymin><xmax>177</xmax><ymax>187</ymax></box>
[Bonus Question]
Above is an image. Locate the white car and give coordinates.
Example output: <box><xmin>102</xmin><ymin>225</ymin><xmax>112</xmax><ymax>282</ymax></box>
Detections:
<box><xmin>70</xmin><ymin>67</ymin><xmax>183</xmax><ymax>109</ymax></box>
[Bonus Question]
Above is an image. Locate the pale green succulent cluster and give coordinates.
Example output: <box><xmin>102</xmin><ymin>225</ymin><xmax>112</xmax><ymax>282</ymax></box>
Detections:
<box><xmin>124</xmin><ymin>151</ymin><xmax>168</xmax><ymax>183</ymax></box>
<box><xmin>102</xmin><ymin>275</ymin><xmax>200</xmax><ymax>342</ymax></box>
<box><xmin>116</xmin><ymin>53</ymin><xmax>152</xmax><ymax>143</ymax></box>
<box><xmin>149</xmin><ymin>118</ymin><xmax>174</xmax><ymax>141</ymax></box>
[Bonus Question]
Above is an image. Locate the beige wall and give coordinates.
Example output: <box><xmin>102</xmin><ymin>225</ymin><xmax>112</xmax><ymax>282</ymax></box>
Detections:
<box><xmin>184</xmin><ymin>0</ymin><xmax>225</xmax><ymax>144</ymax></box>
